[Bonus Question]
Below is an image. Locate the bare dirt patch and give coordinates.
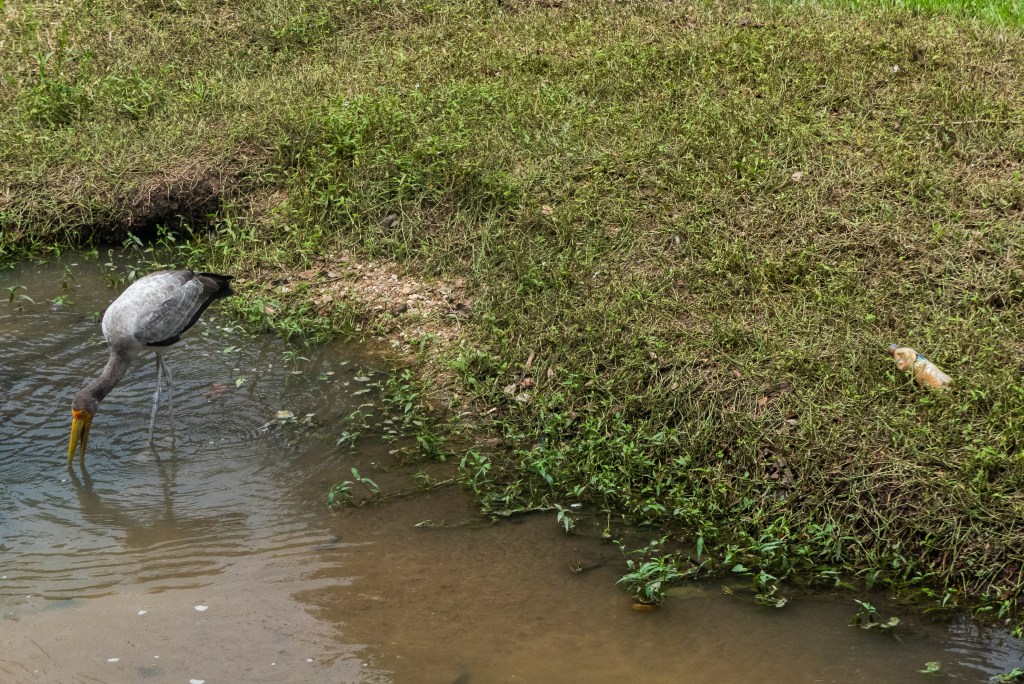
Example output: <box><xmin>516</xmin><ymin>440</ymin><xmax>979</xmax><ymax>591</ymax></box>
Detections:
<box><xmin>269</xmin><ymin>251</ymin><xmax>474</xmax><ymax>355</ymax></box>
<box><xmin>114</xmin><ymin>160</ymin><xmax>230</xmax><ymax>241</ymax></box>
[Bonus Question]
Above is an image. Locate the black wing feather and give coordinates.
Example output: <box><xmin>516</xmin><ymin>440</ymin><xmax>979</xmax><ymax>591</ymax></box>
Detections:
<box><xmin>145</xmin><ymin>272</ymin><xmax>234</xmax><ymax>346</ymax></box>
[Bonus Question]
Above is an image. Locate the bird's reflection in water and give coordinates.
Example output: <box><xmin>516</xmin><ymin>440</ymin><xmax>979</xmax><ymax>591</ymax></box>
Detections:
<box><xmin>65</xmin><ymin>444</ymin><xmax>242</xmax><ymax>557</ymax></box>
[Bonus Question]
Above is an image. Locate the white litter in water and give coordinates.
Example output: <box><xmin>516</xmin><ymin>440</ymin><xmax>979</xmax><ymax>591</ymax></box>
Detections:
<box><xmin>306</xmin><ymin>658</ymin><xmax>314</xmax><ymax>662</ymax></box>
<box><xmin>194</xmin><ymin>604</ymin><xmax>208</xmax><ymax>612</ymax></box>
<box><xmin>190</xmin><ymin>680</ymin><xmax>206</xmax><ymax>684</ymax></box>
<box><xmin>107</xmin><ymin>658</ymin><xmax>120</xmax><ymax>663</ymax></box>
<box><xmin>271</xmin><ymin>662</ymin><xmax>276</xmax><ymax>666</ymax></box>
<box><xmin>138</xmin><ymin>610</ymin><xmax>147</xmax><ymax>615</ymax></box>
<box><xmin>154</xmin><ymin>656</ymin><xmax>160</xmax><ymax>659</ymax></box>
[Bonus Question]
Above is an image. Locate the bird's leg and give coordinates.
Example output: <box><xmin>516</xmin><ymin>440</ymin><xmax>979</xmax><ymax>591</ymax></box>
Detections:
<box><xmin>148</xmin><ymin>354</ymin><xmax>163</xmax><ymax>444</ymax></box>
<box><xmin>161</xmin><ymin>355</ymin><xmax>175</xmax><ymax>440</ymax></box>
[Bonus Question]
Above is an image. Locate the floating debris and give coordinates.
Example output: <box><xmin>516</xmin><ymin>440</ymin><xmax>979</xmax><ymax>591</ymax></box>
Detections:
<box><xmin>137</xmin><ymin>609</ymin><xmax>147</xmax><ymax>615</ymax></box>
<box><xmin>194</xmin><ymin>604</ymin><xmax>208</xmax><ymax>612</ymax></box>
<box><xmin>107</xmin><ymin>657</ymin><xmax>120</xmax><ymax>663</ymax></box>
<box><xmin>190</xmin><ymin>679</ymin><xmax>206</xmax><ymax>684</ymax></box>
<box><xmin>889</xmin><ymin>344</ymin><xmax>952</xmax><ymax>390</ymax></box>
<box><xmin>276</xmin><ymin>410</ymin><xmax>295</xmax><ymax>420</ymax></box>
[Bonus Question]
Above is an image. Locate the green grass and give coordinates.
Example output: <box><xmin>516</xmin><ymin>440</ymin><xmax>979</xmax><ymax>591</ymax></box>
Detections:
<box><xmin>836</xmin><ymin>0</ymin><xmax>1024</xmax><ymax>25</ymax></box>
<box><xmin>4</xmin><ymin>0</ymin><xmax>1024</xmax><ymax>626</ymax></box>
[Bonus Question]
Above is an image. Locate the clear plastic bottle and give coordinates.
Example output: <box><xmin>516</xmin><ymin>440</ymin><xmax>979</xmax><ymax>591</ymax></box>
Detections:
<box><xmin>889</xmin><ymin>344</ymin><xmax>952</xmax><ymax>390</ymax></box>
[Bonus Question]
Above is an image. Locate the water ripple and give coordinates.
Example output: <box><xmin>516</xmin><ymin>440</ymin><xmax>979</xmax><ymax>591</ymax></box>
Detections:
<box><xmin>0</xmin><ymin>261</ymin><xmax>369</xmax><ymax>636</ymax></box>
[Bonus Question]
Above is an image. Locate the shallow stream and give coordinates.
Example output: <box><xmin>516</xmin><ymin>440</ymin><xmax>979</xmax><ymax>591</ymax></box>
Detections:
<box><xmin>1</xmin><ymin>259</ymin><xmax>1021</xmax><ymax>683</ymax></box>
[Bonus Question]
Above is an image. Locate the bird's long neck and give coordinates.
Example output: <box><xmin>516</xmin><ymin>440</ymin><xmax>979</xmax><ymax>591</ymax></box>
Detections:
<box><xmin>80</xmin><ymin>349</ymin><xmax>133</xmax><ymax>405</ymax></box>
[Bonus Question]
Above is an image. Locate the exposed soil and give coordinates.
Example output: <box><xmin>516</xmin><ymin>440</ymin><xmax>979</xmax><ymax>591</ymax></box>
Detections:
<box><xmin>113</xmin><ymin>160</ymin><xmax>231</xmax><ymax>241</ymax></box>
<box><xmin>263</xmin><ymin>252</ymin><xmax>474</xmax><ymax>355</ymax></box>
<box><xmin>5</xmin><ymin>150</ymin><xmax>266</xmax><ymax>246</ymax></box>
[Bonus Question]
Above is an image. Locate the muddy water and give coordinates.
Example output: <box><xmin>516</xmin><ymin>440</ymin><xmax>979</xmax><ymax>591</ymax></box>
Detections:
<box><xmin>1</xmin><ymin>259</ymin><xmax>1022</xmax><ymax>684</ymax></box>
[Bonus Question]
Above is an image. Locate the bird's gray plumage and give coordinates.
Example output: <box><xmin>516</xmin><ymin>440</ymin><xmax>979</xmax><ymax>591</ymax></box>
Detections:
<box><xmin>103</xmin><ymin>270</ymin><xmax>233</xmax><ymax>351</ymax></box>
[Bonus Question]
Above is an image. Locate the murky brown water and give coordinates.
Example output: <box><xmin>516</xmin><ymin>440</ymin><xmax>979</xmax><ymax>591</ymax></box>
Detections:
<box><xmin>2</xmin><ymin>258</ymin><xmax>1022</xmax><ymax>684</ymax></box>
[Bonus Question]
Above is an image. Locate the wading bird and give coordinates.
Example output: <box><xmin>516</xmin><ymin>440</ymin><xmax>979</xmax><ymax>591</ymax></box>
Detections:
<box><xmin>68</xmin><ymin>269</ymin><xmax>234</xmax><ymax>467</ymax></box>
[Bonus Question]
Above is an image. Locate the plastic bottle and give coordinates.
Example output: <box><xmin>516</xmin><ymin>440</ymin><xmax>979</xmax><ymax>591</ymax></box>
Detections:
<box><xmin>889</xmin><ymin>344</ymin><xmax>952</xmax><ymax>390</ymax></box>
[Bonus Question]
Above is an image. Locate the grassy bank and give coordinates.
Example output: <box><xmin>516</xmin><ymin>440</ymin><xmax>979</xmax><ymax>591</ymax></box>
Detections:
<box><xmin>4</xmin><ymin>0</ymin><xmax>1024</xmax><ymax>625</ymax></box>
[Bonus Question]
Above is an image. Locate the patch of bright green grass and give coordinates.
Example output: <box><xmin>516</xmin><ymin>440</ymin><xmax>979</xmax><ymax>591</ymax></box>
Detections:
<box><xmin>837</xmin><ymin>0</ymin><xmax>1024</xmax><ymax>25</ymax></box>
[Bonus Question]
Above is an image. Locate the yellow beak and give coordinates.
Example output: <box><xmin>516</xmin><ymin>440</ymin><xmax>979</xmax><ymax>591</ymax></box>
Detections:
<box><xmin>68</xmin><ymin>409</ymin><xmax>93</xmax><ymax>467</ymax></box>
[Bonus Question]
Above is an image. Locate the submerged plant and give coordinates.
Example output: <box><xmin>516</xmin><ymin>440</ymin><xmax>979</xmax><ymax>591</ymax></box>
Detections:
<box><xmin>326</xmin><ymin>480</ymin><xmax>353</xmax><ymax>509</ymax></box>
<box><xmin>282</xmin><ymin>349</ymin><xmax>311</xmax><ymax>368</ymax></box>
<box><xmin>849</xmin><ymin>599</ymin><xmax>900</xmax><ymax>632</ymax></box>
<box><xmin>617</xmin><ymin>538</ymin><xmax>683</xmax><ymax>606</ymax></box>
<box><xmin>335</xmin><ymin>407</ymin><xmax>374</xmax><ymax>450</ymax></box>
<box><xmin>752</xmin><ymin>570</ymin><xmax>788</xmax><ymax>609</ymax></box>
<box><xmin>554</xmin><ymin>503</ymin><xmax>576</xmax><ymax>533</ymax></box>
<box><xmin>327</xmin><ymin>467</ymin><xmax>381</xmax><ymax>509</ymax></box>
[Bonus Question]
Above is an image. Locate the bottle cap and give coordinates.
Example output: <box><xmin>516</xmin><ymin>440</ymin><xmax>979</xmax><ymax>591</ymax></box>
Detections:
<box><xmin>888</xmin><ymin>343</ymin><xmax>898</xmax><ymax>353</ymax></box>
